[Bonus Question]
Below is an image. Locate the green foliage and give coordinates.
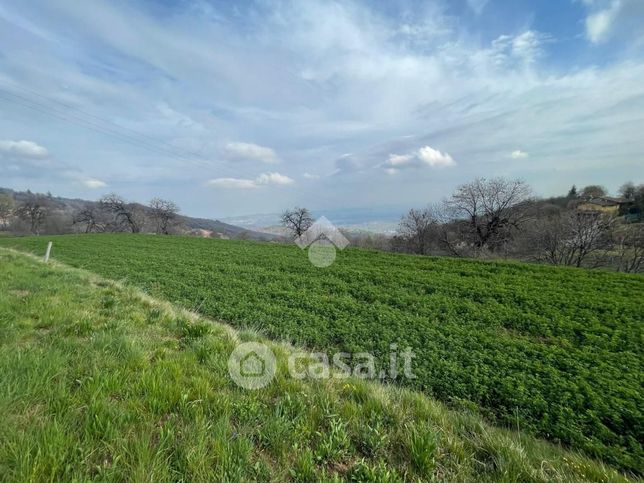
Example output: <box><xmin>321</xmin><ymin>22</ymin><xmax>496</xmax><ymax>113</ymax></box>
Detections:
<box><xmin>0</xmin><ymin>249</ymin><xmax>635</xmax><ymax>481</ymax></box>
<box><xmin>406</xmin><ymin>426</ymin><xmax>439</xmax><ymax>475</ymax></box>
<box><xmin>1</xmin><ymin>234</ymin><xmax>642</xmax><ymax>474</ymax></box>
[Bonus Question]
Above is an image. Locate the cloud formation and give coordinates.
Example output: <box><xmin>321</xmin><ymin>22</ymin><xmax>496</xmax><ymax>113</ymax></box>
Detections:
<box><xmin>255</xmin><ymin>172</ymin><xmax>294</xmax><ymax>186</ymax></box>
<box><xmin>491</xmin><ymin>30</ymin><xmax>549</xmax><ymax>66</ymax></box>
<box><xmin>0</xmin><ymin>1</ymin><xmax>642</xmax><ymax>216</ymax></box>
<box><xmin>583</xmin><ymin>0</ymin><xmax>644</xmax><ymax>43</ymax></box>
<box><xmin>207</xmin><ymin>172</ymin><xmax>294</xmax><ymax>189</ymax></box>
<box><xmin>207</xmin><ymin>178</ymin><xmax>258</xmax><ymax>189</ymax></box>
<box><xmin>382</xmin><ymin>146</ymin><xmax>455</xmax><ymax>173</ymax></box>
<box><xmin>0</xmin><ymin>140</ymin><xmax>49</xmax><ymax>159</ymax></box>
<box><xmin>82</xmin><ymin>178</ymin><xmax>107</xmax><ymax>189</ymax></box>
<box><xmin>223</xmin><ymin>142</ymin><xmax>280</xmax><ymax>164</ymax></box>
<box><xmin>0</xmin><ymin>139</ymin><xmax>108</xmax><ymax>190</ymax></box>
<box><xmin>511</xmin><ymin>150</ymin><xmax>529</xmax><ymax>159</ymax></box>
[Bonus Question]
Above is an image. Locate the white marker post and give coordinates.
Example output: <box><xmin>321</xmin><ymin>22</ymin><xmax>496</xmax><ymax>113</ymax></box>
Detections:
<box><xmin>44</xmin><ymin>242</ymin><xmax>53</xmax><ymax>263</ymax></box>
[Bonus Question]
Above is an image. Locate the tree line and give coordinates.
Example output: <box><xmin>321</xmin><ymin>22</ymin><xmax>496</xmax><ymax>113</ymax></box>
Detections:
<box><xmin>392</xmin><ymin>178</ymin><xmax>643</xmax><ymax>272</ymax></box>
<box><xmin>281</xmin><ymin>179</ymin><xmax>644</xmax><ymax>273</ymax></box>
<box><xmin>2</xmin><ymin>177</ymin><xmax>642</xmax><ymax>273</ymax></box>
<box><xmin>0</xmin><ymin>191</ymin><xmax>182</xmax><ymax>236</ymax></box>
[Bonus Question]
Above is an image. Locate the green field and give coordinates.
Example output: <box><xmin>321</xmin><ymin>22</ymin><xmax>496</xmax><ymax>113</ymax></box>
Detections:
<box><xmin>1</xmin><ymin>234</ymin><xmax>642</xmax><ymax>474</ymax></box>
<box><xmin>0</xmin><ymin>249</ymin><xmax>635</xmax><ymax>481</ymax></box>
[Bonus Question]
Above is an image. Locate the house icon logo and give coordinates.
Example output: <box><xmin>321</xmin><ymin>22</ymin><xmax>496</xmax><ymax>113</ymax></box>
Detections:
<box><xmin>228</xmin><ymin>342</ymin><xmax>276</xmax><ymax>390</ymax></box>
<box><xmin>295</xmin><ymin>216</ymin><xmax>350</xmax><ymax>268</ymax></box>
<box><xmin>240</xmin><ymin>351</ymin><xmax>265</xmax><ymax>377</ymax></box>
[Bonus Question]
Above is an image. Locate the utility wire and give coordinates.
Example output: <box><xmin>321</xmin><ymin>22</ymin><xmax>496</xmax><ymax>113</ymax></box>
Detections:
<box><xmin>0</xmin><ymin>83</ymin><xmax>340</xmax><ymax>211</ymax></box>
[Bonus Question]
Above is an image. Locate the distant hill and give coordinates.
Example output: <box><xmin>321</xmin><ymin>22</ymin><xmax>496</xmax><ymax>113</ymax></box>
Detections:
<box><xmin>176</xmin><ymin>214</ymin><xmax>282</xmax><ymax>241</ymax></box>
<box><xmin>0</xmin><ymin>187</ymin><xmax>283</xmax><ymax>241</ymax></box>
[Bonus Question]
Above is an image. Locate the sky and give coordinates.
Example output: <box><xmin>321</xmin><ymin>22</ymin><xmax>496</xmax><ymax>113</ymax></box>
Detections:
<box><xmin>0</xmin><ymin>0</ymin><xmax>643</xmax><ymax>219</ymax></box>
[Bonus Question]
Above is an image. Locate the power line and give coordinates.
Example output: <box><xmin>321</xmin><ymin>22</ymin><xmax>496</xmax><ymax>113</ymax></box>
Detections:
<box><xmin>2</xmin><ymin>83</ymin><xmax>211</xmax><ymax>161</ymax></box>
<box><xmin>0</xmin><ymin>82</ymin><xmax>338</xmax><ymax>209</ymax></box>
<box><xmin>0</xmin><ymin>87</ymin><xmax>201</xmax><ymax>164</ymax></box>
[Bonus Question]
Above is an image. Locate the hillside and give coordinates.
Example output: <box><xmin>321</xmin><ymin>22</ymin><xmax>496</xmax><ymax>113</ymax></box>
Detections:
<box><xmin>0</xmin><ymin>248</ymin><xmax>634</xmax><ymax>481</ymax></box>
<box><xmin>1</xmin><ymin>234</ymin><xmax>642</xmax><ymax>474</ymax></box>
<box><xmin>0</xmin><ymin>187</ymin><xmax>281</xmax><ymax>241</ymax></box>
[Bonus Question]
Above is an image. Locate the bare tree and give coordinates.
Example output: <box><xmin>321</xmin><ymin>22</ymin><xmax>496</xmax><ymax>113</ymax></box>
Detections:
<box><xmin>99</xmin><ymin>194</ymin><xmax>141</xmax><ymax>233</ymax></box>
<box><xmin>0</xmin><ymin>193</ymin><xmax>14</xmax><ymax>229</ymax></box>
<box><xmin>444</xmin><ymin>177</ymin><xmax>533</xmax><ymax>253</ymax></box>
<box><xmin>281</xmin><ymin>207</ymin><xmax>314</xmax><ymax>238</ymax></box>
<box><xmin>613</xmin><ymin>224</ymin><xmax>644</xmax><ymax>273</ymax></box>
<box><xmin>149</xmin><ymin>198</ymin><xmax>180</xmax><ymax>235</ymax></box>
<box><xmin>397</xmin><ymin>207</ymin><xmax>439</xmax><ymax>255</ymax></box>
<box><xmin>16</xmin><ymin>194</ymin><xmax>48</xmax><ymax>235</ymax></box>
<box><xmin>72</xmin><ymin>204</ymin><xmax>104</xmax><ymax>233</ymax></box>
<box><xmin>534</xmin><ymin>212</ymin><xmax>614</xmax><ymax>268</ymax></box>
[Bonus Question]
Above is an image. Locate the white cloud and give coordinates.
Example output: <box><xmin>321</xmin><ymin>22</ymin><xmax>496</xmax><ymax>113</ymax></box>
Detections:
<box><xmin>207</xmin><ymin>172</ymin><xmax>294</xmax><ymax>189</ymax></box>
<box><xmin>0</xmin><ymin>140</ymin><xmax>49</xmax><ymax>158</ymax></box>
<box><xmin>417</xmin><ymin>146</ymin><xmax>456</xmax><ymax>167</ymax></box>
<box><xmin>512</xmin><ymin>31</ymin><xmax>545</xmax><ymax>62</ymax></box>
<box><xmin>586</xmin><ymin>3</ymin><xmax>620</xmax><ymax>43</ymax></box>
<box><xmin>223</xmin><ymin>142</ymin><xmax>280</xmax><ymax>164</ymax></box>
<box><xmin>386</xmin><ymin>153</ymin><xmax>415</xmax><ymax>166</ymax></box>
<box><xmin>0</xmin><ymin>0</ymin><xmax>643</xmax><ymax>213</ymax></box>
<box><xmin>303</xmin><ymin>172</ymin><xmax>320</xmax><ymax>179</ymax></box>
<box><xmin>207</xmin><ymin>177</ymin><xmax>258</xmax><ymax>189</ymax></box>
<box><xmin>491</xmin><ymin>30</ymin><xmax>548</xmax><ymax>66</ymax></box>
<box><xmin>382</xmin><ymin>146</ymin><xmax>455</xmax><ymax>173</ymax></box>
<box><xmin>256</xmin><ymin>172</ymin><xmax>294</xmax><ymax>185</ymax></box>
<box><xmin>511</xmin><ymin>150</ymin><xmax>529</xmax><ymax>159</ymax></box>
<box><xmin>82</xmin><ymin>178</ymin><xmax>107</xmax><ymax>188</ymax></box>
<box><xmin>583</xmin><ymin>0</ymin><xmax>644</xmax><ymax>44</ymax></box>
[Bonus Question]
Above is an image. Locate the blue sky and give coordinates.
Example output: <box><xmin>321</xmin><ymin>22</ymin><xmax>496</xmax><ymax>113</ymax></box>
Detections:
<box><xmin>0</xmin><ymin>0</ymin><xmax>643</xmax><ymax>219</ymax></box>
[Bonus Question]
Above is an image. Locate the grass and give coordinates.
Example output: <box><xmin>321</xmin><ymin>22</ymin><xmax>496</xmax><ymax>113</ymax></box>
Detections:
<box><xmin>0</xmin><ymin>234</ymin><xmax>642</xmax><ymax>474</ymax></box>
<box><xmin>0</xmin><ymin>248</ymin><xmax>636</xmax><ymax>481</ymax></box>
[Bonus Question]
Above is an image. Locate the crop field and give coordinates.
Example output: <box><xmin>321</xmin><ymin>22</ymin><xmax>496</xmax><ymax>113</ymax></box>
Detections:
<box><xmin>2</xmin><ymin>248</ymin><xmax>635</xmax><ymax>481</ymax></box>
<box><xmin>1</xmin><ymin>234</ymin><xmax>642</xmax><ymax>473</ymax></box>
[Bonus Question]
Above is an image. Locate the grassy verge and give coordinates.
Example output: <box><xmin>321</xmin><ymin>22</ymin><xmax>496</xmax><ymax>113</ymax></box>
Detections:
<box><xmin>0</xmin><ymin>248</ymin><xmax>636</xmax><ymax>481</ymax></box>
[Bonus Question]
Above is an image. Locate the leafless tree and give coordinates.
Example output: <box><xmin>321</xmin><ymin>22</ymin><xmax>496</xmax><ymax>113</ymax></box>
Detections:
<box><xmin>534</xmin><ymin>212</ymin><xmax>614</xmax><ymax>268</ymax></box>
<box><xmin>613</xmin><ymin>224</ymin><xmax>644</xmax><ymax>273</ymax></box>
<box><xmin>16</xmin><ymin>194</ymin><xmax>48</xmax><ymax>235</ymax></box>
<box><xmin>149</xmin><ymin>198</ymin><xmax>180</xmax><ymax>235</ymax></box>
<box><xmin>0</xmin><ymin>193</ymin><xmax>14</xmax><ymax>229</ymax></box>
<box><xmin>444</xmin><ymin>177</ymin><xmax>533</xmax><ymax>253</ymax></box>
<box><xmin>397</xmin><ymin>207</ymin><xmax>439</xmax><ymax>255</ymax></box>
<box><xmin>281</xmin><ymin>207</ymin><xmax>314</xmax><ymax>238</ymax></box>
<box><xmin>72</xmin><ymin>205</ymin><xmax>104</xmax><ymax>233</ymax></box>
<box><xmin>99</xmin><ymin>194</ymin><xmax>141</xmax><ymax>233</ymax></box>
